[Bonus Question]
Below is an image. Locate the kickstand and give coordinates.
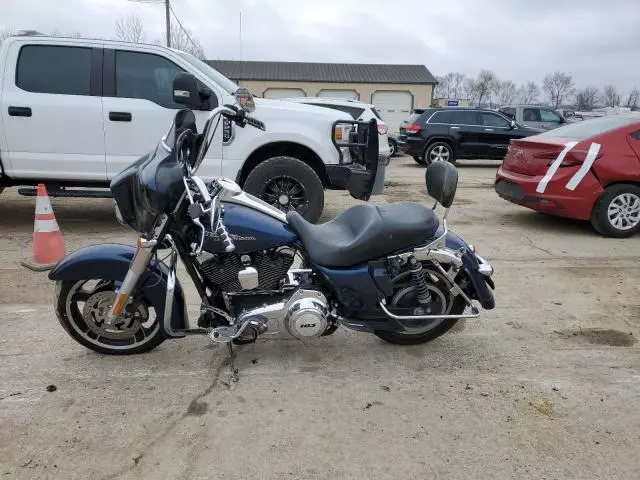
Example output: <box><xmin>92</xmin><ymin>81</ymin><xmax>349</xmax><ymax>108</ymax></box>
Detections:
<box><xmin>226</xmin><ymin>341</ymin><xmax>239</xmax><ymax>388</ymax></box>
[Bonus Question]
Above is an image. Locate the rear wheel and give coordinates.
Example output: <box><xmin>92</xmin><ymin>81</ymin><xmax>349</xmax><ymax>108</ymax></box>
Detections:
<box><xmin>425</xmin><ymin>141</ymin><xmax>456</xmax><ymax>165</ymax></box>
<box><xmin>55</xmin><ymin>280</ymin><xmax>166</xmax><ymax>355</ymax></box>
<box><xmin>243</xmin><ymin>156</ymin><xmax>324</xmax><ymax>223</ymax></box>
<box><xmin>412</xmin><ymin>155</ymin><xmax>426</xmax><ymax>165</ymax></box>
<box><xmin>374</xmin><ymin>267</ymin><xmax>466</xmax><ymax>345</ymax></box>
<box><xmin>591</xmin><ymin>184</ymin><xmax>640</xmax><ymax>238</ymax></box>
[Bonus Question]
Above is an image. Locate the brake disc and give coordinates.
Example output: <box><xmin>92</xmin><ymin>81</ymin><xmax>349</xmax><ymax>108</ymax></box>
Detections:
<box><xmin>82</xmin><ymin>291</ymin><xmax>148</xmax><ymax>340</ymax></box>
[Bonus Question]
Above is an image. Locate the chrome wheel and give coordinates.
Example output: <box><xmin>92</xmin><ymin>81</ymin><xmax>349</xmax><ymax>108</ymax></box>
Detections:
<box><xmin>388</xmin><ymin>141</ymin><xmax>396</xmax><ymax>156</ymax></box>
<box><xmin>262</xmin><ymin>175</ymin><xmax>306</xmax><ymax>212</ymax></box>
<box><xmin>64</xmin><ymin>280</ymin><xmax>160</xmax><ymax>350</ymax></box>
<box><xmin>607</xmin><ymin>193</ymin><xmax>640</xmax><ymax>231</ymax></box>
<box><xmin>429</xmin><ymin>145</ymin><xmax>450</xmax><ymax>162</ymax></box>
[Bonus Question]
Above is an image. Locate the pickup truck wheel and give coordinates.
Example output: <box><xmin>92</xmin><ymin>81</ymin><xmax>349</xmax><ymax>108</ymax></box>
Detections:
<box><xmin>412</xmin><ymin>155</ymin><xmax>426</xmax><ymax>165</ymax></box>
<box><xmin>243</xmin><ymin>156</ymin><xmax>324</xmax><ymax>223</ymax></box>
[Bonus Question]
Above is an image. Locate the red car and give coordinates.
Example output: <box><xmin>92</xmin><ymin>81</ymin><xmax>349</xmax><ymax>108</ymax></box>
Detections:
<box><xmin>495</xmin><ymin>115</ymin><xmax>640</xmax><ymax>237</ymax></box>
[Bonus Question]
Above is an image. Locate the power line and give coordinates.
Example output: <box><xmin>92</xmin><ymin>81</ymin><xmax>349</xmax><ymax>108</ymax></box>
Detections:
<box><xmin>168</xmin><ymin>3</ymin><xmax>201</xmax><ymax>52</ymax></box>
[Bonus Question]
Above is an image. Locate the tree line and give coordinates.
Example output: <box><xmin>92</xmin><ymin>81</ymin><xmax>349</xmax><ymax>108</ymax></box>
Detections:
<box><xmin>0</xmin><ymin>12</ymin><xmax>206</xmax><ymax>59</ymax></box>
<box><xmin>434</xmin><ymin>70</ymin><xmax>639</xmax><ymax>111</ymax></box>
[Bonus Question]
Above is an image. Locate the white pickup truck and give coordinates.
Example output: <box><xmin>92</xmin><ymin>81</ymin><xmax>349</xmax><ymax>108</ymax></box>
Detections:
<box><xmin>0</xmin><ymin>34</ymin><xmax>385</xmax><ymax>222</ymax></box>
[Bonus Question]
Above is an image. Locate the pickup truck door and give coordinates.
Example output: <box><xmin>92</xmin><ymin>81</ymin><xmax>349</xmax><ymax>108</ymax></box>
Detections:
<box><xmin>0</xmin><ymin>42</ymin><xmax>106</xmax><ymax>180</ymax></box>
<box><xmin>102</xmin><ymin>48</ymin><xmax>223</xmax><ymax>179</ymax></box>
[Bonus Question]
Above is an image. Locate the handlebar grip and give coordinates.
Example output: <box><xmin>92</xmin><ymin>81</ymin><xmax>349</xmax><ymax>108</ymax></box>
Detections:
<box><xmin>245</xmin><ymin>115</ymin><xmax>266</xmax><ymax>131</ymax></box>
<box><xmin>216</xmin><ymin>218</ymin><xmax>236</xmax><ymax>253</ymax></box>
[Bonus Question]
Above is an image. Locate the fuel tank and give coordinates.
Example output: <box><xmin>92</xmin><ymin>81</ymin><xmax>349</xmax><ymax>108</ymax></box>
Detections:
<box><xmin>202</xmin><ymin>203</ymin><xmax>298</xmax><ymax>254</ymax></box>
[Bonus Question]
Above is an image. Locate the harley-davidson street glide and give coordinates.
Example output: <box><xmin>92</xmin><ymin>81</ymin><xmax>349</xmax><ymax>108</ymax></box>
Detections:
<box><xmin>49</xmin><ymin>73</ymin><xmax>495</xmax><ymax>381</ymax></box>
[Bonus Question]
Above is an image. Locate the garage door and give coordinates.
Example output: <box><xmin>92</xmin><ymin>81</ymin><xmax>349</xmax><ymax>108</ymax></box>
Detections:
<box><xmin>371</xmin><ymin>91</ymin><xmax>413</xmax><ymax>132</ymax></box>
<box><xmin>263</xmin><ymin>88</ymin><xmax>306</xmax><ymax>99</ymax></box>
<box><xmin>318</xmin><ymin>89</ymin><xmax>359</xmax><ymax>100</ymax></box>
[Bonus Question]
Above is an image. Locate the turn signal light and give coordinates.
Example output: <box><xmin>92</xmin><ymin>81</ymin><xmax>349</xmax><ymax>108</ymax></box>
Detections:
<box><xmin>377</xmin><ymin>123</ymin><xmax>388</xmax><ymax>135</ymax></box>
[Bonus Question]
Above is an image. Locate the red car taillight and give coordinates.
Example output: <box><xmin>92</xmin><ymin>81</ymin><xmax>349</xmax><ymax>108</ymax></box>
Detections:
<box><xmin>404</xmin><ymin>124</ymin><xmax>421</xmax><ymax>133</ymax></box>
<box><xmin>377</xmin><ymin>123</ymin><xmax>388</xmax><ymax>135</ymax></box>
<box><xmin>542</xmin><ymin>150</ymin><xmax>603</xmax><ymax>167</ymax></box>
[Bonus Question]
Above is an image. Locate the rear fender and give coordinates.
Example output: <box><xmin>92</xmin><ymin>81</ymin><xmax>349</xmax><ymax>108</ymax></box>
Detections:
<box><xmin>49</xmin><ymin>243</ymin><xmax>187</xmax><ymax>335</ymax></box>
<box><xmin>444</xmin><ymin>230</ymin><xmax>495</xmax><ymax>310</ymax></box>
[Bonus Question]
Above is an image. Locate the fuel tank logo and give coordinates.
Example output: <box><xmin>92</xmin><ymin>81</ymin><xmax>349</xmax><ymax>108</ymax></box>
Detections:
<box><xmin>205</xmin><ymin>231</ymin><xmax>256</xmax><ymax>241</ymax></box>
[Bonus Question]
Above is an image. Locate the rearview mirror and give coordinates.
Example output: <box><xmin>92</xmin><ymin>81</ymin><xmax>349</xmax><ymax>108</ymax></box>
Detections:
<box><xmin>173</xmin><ymin>73</ymin><xmax>200</xmax><ymax>108</ymax></box>
<box><xmin>234</xmin><ymin>87</ymin><xmax>255</xmax><ymax>113</ymax></box>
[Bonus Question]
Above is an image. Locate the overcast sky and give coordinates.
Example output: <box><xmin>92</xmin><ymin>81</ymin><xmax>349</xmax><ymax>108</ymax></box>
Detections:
<box><xmin>2</xmin><ymin>0</ymin><xmax>639</xmax><ymax>94</ymax></box>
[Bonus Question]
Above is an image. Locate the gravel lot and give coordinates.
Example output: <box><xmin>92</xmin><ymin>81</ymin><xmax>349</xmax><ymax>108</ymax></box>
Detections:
<box><xmin>1</xmin><ymin>156</ymin><xmax>639</xmax><ymax>479</ymax></box>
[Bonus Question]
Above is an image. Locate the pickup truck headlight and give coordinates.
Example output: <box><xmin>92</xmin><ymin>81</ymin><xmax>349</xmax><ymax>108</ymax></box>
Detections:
<box><xmin>333</xmin><ymin>124</ymin><xmax>352</xmax><ymax>145</ymax></box>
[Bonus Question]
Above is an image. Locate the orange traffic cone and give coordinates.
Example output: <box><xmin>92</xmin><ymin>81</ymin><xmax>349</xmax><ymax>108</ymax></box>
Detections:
<box><xmin>21</xmin><ymin>184</ymin><xmax>66</xmax><ymax>271</ymax></box>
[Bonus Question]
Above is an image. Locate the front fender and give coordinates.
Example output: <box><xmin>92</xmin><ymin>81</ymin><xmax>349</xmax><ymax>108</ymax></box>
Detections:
<box><xmin>49</xmin><ymin>244</ymin><xmax>187</xmax><ymax>335</ymax></box>
<box><xmin>444</xmin><ymin>230</ymin><xmax>495</xmax><ymax>310</ymax></box>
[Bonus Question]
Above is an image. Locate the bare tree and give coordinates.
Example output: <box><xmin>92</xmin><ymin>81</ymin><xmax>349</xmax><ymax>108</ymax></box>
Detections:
<box><xmin>156</xmin><ymin>23</ymin><xmax>205</xmax><ymax>59</ymax></box>
<box><xmin>0</xmin><ymin>29</ymin><xmax>13</xmax><ymax>44</ymax></box>
<box><xmin>575</xmin><ymin>86</ymin><xmax>600</xmax><ymax>111</ymax></box>
<box><xmin>462</xmin><ymin>78</ymin><xmax>478</xmax><ymax>105</ymax></box>
<box><xmin>473</xmin><ymin>70</ymin><xmax>497</xmax><ymax>106</ymax></box>
<box><xmin>625</xmin><ymin>87</ymin><xmax>639</xmax><ymax>110</ymax></box>
<box><xmin>603</xmin><ymin>84</ymin><xmax>621</xmax><ymax>107</ymax></box>
<box><xmin>517</xmin><ymin>82</ymin><xmax>540</xmax><ymax>104</ymax></box>
<box><xmin>434</xmin><ymin>75</ymin><xmax>449</xmax><ymax>99</ymax></box>
<box><xmin>434</xmin><ymin>72</ymin><xmax>466</xmax><ymax>99</ymax></box>
<box><xmin>543</xmin><ymin>72</ymin><xmax>575</xmax><ymax>109</ymax></box>
<box><xmin>115</xmin><ymin>12</ymin><xmax>145</xmax><ymax>43</ymax></box>
<box><xmin>50</xmin><ymin>29</ymin><xmax>83</xmax><ymax>38</ymax></box>
<box><xmin>495</xmin><ymin>80</ymin><xmax>517</xmax><ymax>106</ymax></box>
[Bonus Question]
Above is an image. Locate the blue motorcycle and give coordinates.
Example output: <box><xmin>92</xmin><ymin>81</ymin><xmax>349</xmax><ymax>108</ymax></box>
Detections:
<box><xmin>50</xmin><ymin>73</ymin><xmax>494</xmax><ymax>378</ymax></box>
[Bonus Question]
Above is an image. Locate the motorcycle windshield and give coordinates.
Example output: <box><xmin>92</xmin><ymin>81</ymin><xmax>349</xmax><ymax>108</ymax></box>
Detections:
<box><xmin>110</xmin><ymin>111</ymin><xmax>193</xmax><ymax>235</ymax></box>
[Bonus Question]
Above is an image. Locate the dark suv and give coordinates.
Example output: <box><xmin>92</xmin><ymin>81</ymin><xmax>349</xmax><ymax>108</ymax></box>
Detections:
<box><xmin>399</xmin><ymin>107</ymin><xmax>542</xmax><ymax>165</ymax></box>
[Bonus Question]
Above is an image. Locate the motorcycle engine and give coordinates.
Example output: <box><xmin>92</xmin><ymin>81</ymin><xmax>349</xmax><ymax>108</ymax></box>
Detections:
<box><xmin>196</xmin><ymin>248</ymin><xmax>294</xmax><ymax>292</ymax></box>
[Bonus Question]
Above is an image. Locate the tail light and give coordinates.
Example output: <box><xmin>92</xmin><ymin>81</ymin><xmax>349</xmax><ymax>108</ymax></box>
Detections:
<box><xmin>541</xmin><ymin>149</ymin><xmax>603</xmax><ymax>167</ymax></box>
<box><xmin>404</xmin><ymin>124</ymin><xmax>422</xmax><ymax>134</ymax></box>
<box><xmin>377</xmin><ymin>123</ymin><xmax>388</xmax><ymax>135</ymax></box>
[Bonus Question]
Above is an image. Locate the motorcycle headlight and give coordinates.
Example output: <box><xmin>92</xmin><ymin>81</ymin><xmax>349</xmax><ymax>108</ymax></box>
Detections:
<box><xmin>113</xmin><ymin>201</ymin><xmax>127</xmax><ymax>227</ymax></box>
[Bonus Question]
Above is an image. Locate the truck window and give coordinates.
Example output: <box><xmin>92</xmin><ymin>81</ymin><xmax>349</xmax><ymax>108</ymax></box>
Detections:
<box><xmin>499</xmin><ymin>107</ymin><xmax>516</xmax><ymax>119</ymax></box>
<box><xmin>115</xmin><ymin>51</ymin><xmax>185</xmax><ymax>108</ymax></box>
<box><xmin>540</xmin><ymin>109</ymin><xmax>561</xmax><ymax>123</ymax></box>
<box><xmin>480</xmin><ymin>112</ymin><xmax>510</xmax><ymax>127</ymax></box>
<box><xmin>523</xmin><ymin>108</ymin><xmax>541</xmax><ymax>122</ymax></box>
<box><xmin>16</xmin><ymin>45</ymin><xmax>92</xmax><ymax>96</ymax></box>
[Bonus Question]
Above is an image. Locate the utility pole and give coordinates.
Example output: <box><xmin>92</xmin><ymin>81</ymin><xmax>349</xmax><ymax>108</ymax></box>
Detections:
<box><xmin>165</xmin><ymin>0</ymin><xmax>171</xmax><ymax>47</ymax></box>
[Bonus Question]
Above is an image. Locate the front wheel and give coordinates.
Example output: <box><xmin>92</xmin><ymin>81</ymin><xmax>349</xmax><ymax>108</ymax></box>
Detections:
<box><xmin>243</xmin><ymin>156</ymin><xmax>324</xmax><ymax>223</ymax></box>
<box><xmin>55</xmin><ymin>280</ymin><xmax>166</xmax><ymax>354</ymax></box>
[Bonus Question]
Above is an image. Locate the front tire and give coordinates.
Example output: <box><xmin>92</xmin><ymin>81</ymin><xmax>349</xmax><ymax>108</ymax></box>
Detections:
<box><xmin>425</xmin><ymin>141</ymin><xmax>456</xmax><ymax>165</ymax></box>
<box><xmin>55</xmin><ymin>280</ymin><xmax>166</xmax><ymax>355</ymax></box>
<box><xmin>243</xmin><ymin>156</ymin><xmax>324</xmax><ymax>223</ymax></box>
<box><xmin>591</xmin><ymin>184</ymin><xmax>640</xmax><ymax>238</ymax></box>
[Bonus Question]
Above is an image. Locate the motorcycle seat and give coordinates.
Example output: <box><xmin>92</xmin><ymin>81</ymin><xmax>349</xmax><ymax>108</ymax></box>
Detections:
<box><xmin>286</xmin><ymin>202</ymin><xmax>439</xmax><ymax>267</ymax></box>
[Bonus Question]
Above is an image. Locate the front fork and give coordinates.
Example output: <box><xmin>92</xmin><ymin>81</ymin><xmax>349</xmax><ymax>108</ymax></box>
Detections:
<box><xmin>107</xmin><ymin>238</ymin><xmax>157</xmax><ymax>324</ymax></box>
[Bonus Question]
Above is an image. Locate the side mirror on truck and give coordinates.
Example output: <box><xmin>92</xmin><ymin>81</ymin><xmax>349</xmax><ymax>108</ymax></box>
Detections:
<box><xmin>173</xmin><ymin>73</ymin><xmax>201</xmax><ymax>109</ymax></box>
